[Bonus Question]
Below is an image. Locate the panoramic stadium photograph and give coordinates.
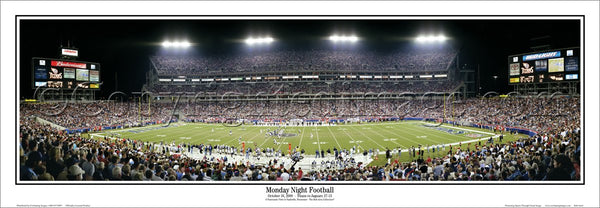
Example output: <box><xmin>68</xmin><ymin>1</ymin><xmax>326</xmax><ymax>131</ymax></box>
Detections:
<box><xmin>17</xmin><ymin>17</ymin><xmax>582</xmax><ymax>183</ymax></box>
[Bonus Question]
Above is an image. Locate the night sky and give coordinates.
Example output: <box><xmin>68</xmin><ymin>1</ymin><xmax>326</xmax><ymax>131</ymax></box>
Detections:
<box><xmin>19</xmin><ymin>18</ymin><xmax>580</xmax><ymax>99</ymax></box>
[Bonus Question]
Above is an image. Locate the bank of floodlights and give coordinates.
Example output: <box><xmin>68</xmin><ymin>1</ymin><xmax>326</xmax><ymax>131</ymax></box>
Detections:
<box><xmin>415</xmin><ymin>34</ymin><xmax>447</xmax><ymax>43</ymax></box>
<box><xmin>162</xmin><ymin>40</ymin><xmax>191</xmax><ymax>48</ymax></box>
<box><xmin>245</xmin><ymin>37</ymin><xmax>274</xmax><ymax>45</ymax></box>
<box><xmin>329</xmin><ymin>35</ymin><xmax>359</xmax><ymax>42</ymax></box>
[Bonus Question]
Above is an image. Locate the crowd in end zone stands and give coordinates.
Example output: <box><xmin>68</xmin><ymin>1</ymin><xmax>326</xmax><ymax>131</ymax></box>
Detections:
<box><xmin>150</xmin><ymin>49</ymin><xmax>456</xmax><ymax>75</ymax></box>
<box><xmin>20</xmin><ymin>95</ymin><xmax>580</xmax><ymax>181</ymax></box>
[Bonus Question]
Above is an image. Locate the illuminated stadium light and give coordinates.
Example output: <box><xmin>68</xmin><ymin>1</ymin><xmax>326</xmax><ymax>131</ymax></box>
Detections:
<box><xmin>416</xmin><ymin>34</ymin><xmax>447</xmax><ymax>43</ymax></box>
<box><xmin>162</xmin><ymin>40</ymin><xmax>192</xmax><ymax>48</ymax></box>
<box><xmin>329</xmin><ymin>35</ymin><xmax>359</xmax><ymax>42</ymax></box>
<box><xmin>245</xmin><ymin>37</ymin><xmax>274</xmax><ymax>45</ymax></box>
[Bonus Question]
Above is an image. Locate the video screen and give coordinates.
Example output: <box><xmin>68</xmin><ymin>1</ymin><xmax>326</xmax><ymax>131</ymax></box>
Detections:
<box><xmin>76</xmin><ymin>69</ymin><xmax>89</xmax><ymax>81</ymax></box>
<box><xmin>34</xmin><ymin>68</ymin><xmax>47</xmax><ymax>80</ymax></box>
<box><xmin>565</xmin><ymin>57</ymin><xmax>579</xmax><ymax>71</ymax></box>
<box><xmin>535</xmin><ymin>60</ymin><xmax>547</xmax><ymax>72</ymax></box>
<box><xmin>90</xmin><ymin>83</ymin><xmax>100</xmax><ymax>89</ymax></box>
<box><xmin>64</xmin><ymin>68</ymin><xmax>75</xmax><ymax>79</ymax></box>
<box><xmin>509</xmin><ymin>63</ymin><xmax>520</xmax><ymax>76</ymax></box>
<box><xmin>90</xmin><ymin>70</ymin><xmax>100</xmax><ymax>82</ymax></box>
<box><xmin>548</xmin><ymin>58</ymin><xmax>564</xmax><ymax>73</ymax></box>
<box><xmin>509</xmin><ymin>77</ymin><xmax>519</xmax><ymax>83</ymax></box>
<box><xmin>521</xmin><ymin>62</ymin><xmax>534</xmax><ymax>74</ymax></box>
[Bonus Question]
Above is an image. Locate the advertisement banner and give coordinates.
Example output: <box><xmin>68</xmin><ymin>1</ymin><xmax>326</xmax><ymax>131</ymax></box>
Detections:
<box><xmin>535</xmin><ymin>60</ymin><xmax>548</xmax><ymax>72</ymax></box>
<box><xmin>520</xmin><ymin>75</ymin><xmax>534</xmax><ymax>83</ymax></box>
<box><xmin>34</xmin><ymin>68</ymin><xmax>47</xmax><ymax>80</ymax></box>
<box><xmin>521</xmin><ymin>62</ymin><xmax>534</xmax><ymax>74</ymax></box>
<box><xmin>48</xmin><ymin>67</ymin><xmax>63</xmax><ymax>79</ymax></box>
<box><xmin>64</xmin><ymin>68</ymin><xmax>75</xmax><ymax>79</ymax></box>
<box><xmin>51</xmin><ymin>60</ymin><xmax>87</xmax><ymax>69</ymax></box>
<box><xmin>522</xmin><ymin>51</ymin><xmax>561</xmax><ymax>61</ymax></box>
<box><xmin>565</xmin><ymin>74</ymin><xmax>579</xmax><ymax>80</ymax></box>
<box><xmin>565</xmin><ymin>57</ymin><xmax>579</xmax><ymax>71</ymax></box>
<box><xmin>90</xmin><ymin>70</ymin><xmax>100</xmax><ymax>82</ymax></box>
<box><xmin>61</xmin><ymin>48</ymin><xmax>79</xmax><ymax>57</ymax></box>
<box><xmin>47</xmin><ymin>81</ymin><xmax>63</xmax><ymax>88</ymax></box>
<box><xmin>549</xmin><ymin>74</ymin><xmax>564</xmax><ymax>81</ymax></box>
<box><xmin>509</xmin><ymin>63</ymin><xmax>520</xmax><ymax>76</ymax></box>
<box><xmin>509</xmin><ymin>77</ymin><xmax>520</xmax><ymax>83</ymax></box>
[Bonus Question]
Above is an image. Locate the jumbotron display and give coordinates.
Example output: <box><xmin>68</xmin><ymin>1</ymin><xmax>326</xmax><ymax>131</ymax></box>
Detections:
<box><xmin>31</xmin><ymin>58</ymin><xmax>101</xmax><ymax>90</ymax></box>
<box><xmin>507</xmin><ymin>47</ymin><xmax>580</xmax><ymax>84</ymax></box>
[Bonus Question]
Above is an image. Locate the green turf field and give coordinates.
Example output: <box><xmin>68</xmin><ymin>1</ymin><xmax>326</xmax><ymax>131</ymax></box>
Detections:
<box><xmin>90</xmin><ymin>121</ymin><xmax>523</xmax><ymax>163</ymax></box>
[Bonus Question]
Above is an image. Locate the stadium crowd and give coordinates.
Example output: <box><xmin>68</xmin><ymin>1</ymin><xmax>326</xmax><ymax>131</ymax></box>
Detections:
<box><xmin>146</xmin><ymin>81</ymin><xmax>459</xmax><ymax>95</ymax></box>
<box><xmin>21</xmin><ymin>96</ymin><xmax>578</xmax><ymax>135</ymax></box>
<box><xmin>20</xmin><ymin>94</ymin><xmax>580</xmax><ymax>181</ymax></box>
<box><xmin>150</xmin><ymin>49</ymin><xmax>456</xmax><ymax>75</ymax></box>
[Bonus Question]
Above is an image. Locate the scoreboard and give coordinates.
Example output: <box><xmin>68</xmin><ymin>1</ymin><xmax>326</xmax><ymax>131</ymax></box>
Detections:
<box><xmin>32</xmin><ymin>58</ymin><xmax>101</xmax><ymax>90</ymax></box>
<box><xmin>507</xmin><ymin>47</ymin><xmax>580</xmax><ymax>84</ymax></box>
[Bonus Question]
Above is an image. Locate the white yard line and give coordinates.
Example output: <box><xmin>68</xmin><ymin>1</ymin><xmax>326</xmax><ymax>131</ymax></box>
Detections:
<box><xmin>336</xmin><ymin>126</ymin><xmax>366</xmax><ymax>151</ymax></box>
<box><xmin>326</xmin><ymin>126</ymin><xmax>343</xmax><ymax>149</ymax></box>
<box><xmin>298</xmin><ymin>126</ymin><xmax>306</xmax><ymax>147</ymax></box>
<box><xmin>315</xmin><ymin>125</ymin><xmax>322</xmax><ymax>151</ymax></box>
<box><xmin>353</xmin><ymin>126</ymin><xmax>387</xmax><ymax>149</ymax></box>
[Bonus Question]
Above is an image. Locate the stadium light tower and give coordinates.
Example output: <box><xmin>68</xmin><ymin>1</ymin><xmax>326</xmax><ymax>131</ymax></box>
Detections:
<box><xmin>329</xmin><ymin>34</ymin><xmax>359</xmax><ymax>43</ymax></box>
<box><xmin>245</xmin><ymin>37</ymin><xmax>275</xmax><ymax>45</ymax></box>
<box><xmin>415</xmin><ymin>34</ymin><xmax>447</xmax><ymax>43</ymax></box>
<box><xmin>162</xmin><ymin>40</ymin><xmax>192</xmax><ymax>48</ymax></box>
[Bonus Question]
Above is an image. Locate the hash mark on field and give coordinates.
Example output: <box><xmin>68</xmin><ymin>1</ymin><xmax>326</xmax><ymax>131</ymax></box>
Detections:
<box><xmin>376</xmin><ymin>124</ymin><xmax>429</xmax><ymax>146</ymax></box>
<box><xmin>354</xmin><ymin>126</ymin><xmax>386</xmax><ymax>149</ymax></box>
<box><xmin>337</xmin><ymin>126</ymin><xmax>365</xmax><ymax>151</ymax></box>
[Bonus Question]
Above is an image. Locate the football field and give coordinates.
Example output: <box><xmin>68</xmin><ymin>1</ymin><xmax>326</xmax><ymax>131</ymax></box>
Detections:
<box><xmin>90</xmin><ymin>121</ymin><xmax>518</xmax><ymax>160</ymax></box>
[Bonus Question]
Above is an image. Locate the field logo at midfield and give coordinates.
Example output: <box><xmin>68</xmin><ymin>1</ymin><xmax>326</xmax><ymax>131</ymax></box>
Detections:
<box><xmin>465</xmin><ymin>134</ymin><xmax>483</xmax><ymax>138</ymax></box>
